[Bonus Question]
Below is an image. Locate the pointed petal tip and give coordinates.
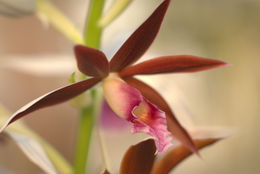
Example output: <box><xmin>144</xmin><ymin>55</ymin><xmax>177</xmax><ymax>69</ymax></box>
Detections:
<box><xmin>184</xmin><ymin>136</ymin><xmax>200</xmax><ymax>157</ymax></box>
<box><xmin>222</xmin><ymin>62</ymin><xmax>231</xmax><ymax>67</ymax></box>
<box><xmin>193</xmin><ymin>136</ymin><xmax>227</xmax><ymax>159</ymax></box>
<box><xmin>150</xmin><ymin>137</ymin><xmax>223</xmax><ymax>174</ymax></box>
<box><xmin>216</xmin><ymin>61</ymin><xmax>230</xmax><ymax>68</ymax></box>
<box><xmin>192</xmin><ymin>58</ymin><xmax>230</xmax><ymax>72</ymax></box>
<box><xmin>74</xmin><ymin>44</ymin><xmax>80</xmax><ymax>49</ymax></box>
<box><xmin>0</xmin><ymin>120</ymin><xmax>10</xmax><ymax>134</ymax></box>
<box><xmin>182</xmin><ymin>140</ymin><xmax>201</xmax><ymax>158</ymax></box>
<box><xmin>207</xmin><ymin>60</ymin><xmax>230</xmax><ymax>72</ymax></box>
<box><xmin>177</xmin><ymin>125</ymin><xmax>233</xmax><ymax>158</ymax></box>
<box><xmin>0</xmin><ymin>125</ymin><xmax>10</xmax><ymax>136</ymax></box>
<box><xmin>119</xmin><ymin>56</ymin><xmax>230</xmax><ymax>77</ymax></box>
<box><xmin>0</xmin><ymin>78</ymin><xmax>101</xmax><ymax>131</ymax></box>
<box><xmin>195</xmin><ymin>150</ymin><xmax>202</xmax><ymax>159</ymax></box>
<box><xmin>110</xmin><ymin>0</ymin><xmax>171</xmax><ymax>72</ymax></box>
<box><xmin>74</xmin><ymin>45</ymin><xmax>109</xmax><ymax>77</ymax></box>
<box><xmin>120</xmin><ymin>138</ymin><xmax>156</xmax><ymax>174</ymax></box>
<box><xmin>74</xmin><ymin>44</ymin><xmax>83</xmax><ymax>52</ymax></box>
<box><xmin>0</xmin><ymin>126</ymin><xmax>5</xmax><ymax>134</ymax></box>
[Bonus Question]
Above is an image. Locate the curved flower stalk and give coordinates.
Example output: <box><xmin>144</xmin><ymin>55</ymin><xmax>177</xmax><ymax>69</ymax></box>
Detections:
<box><xmin>0</xmin><ymin>0</ymin><xmax>227</xmax><ymax>153</ymax></box>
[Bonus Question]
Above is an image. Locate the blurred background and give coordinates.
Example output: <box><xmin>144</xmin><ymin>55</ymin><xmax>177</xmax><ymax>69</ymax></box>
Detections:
<box><xmin>0</xmin><ymin>0</ymin><xmax>259</xmax><ymax>173</ymax></box>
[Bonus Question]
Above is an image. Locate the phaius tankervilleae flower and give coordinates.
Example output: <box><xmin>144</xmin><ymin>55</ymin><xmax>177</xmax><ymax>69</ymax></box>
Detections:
<box><xmin>0</xmin><ymin>0</ymin><xmax>227</xmax><ymax>153</ymax></box>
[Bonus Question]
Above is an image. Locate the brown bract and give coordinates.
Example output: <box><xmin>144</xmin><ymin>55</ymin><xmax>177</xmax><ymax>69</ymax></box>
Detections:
<box><xmin>150</xmin><ymin>138</ymin><xmax>222</xmax><ymax>174</ymax></box>
<box><xmin>112</xmin><ymin>137</ymin><xmax>223</xmax><ymax>174</ymax></box>
<box><xmin>120</xmin><ymin>139</ymin><xmax>156</xmax><ymax>174</ymax></box>
<box><xmin>0</xmin><ymin>0</ymin><xmax>228</xmax><ymax>156</ymax></box>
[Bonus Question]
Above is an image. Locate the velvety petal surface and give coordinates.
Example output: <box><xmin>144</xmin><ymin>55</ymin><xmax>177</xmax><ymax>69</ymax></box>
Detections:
<box><xmin>0</xmin><ymin>78</ymin><xmax>101</xmax><ymax>133</ymax></box>
<box><xmin>120</xmin><ymin>139</ymin><xmax>156</xmax><ymax>174</ymax></box>
<box><xmin>119</xmin><ymin>55</ymin><xmax>228</xmax><ymax>77</ymax></box>
<box><xmin>150</xmin><ymin>138</ymin><xmax>223</xmax><ymax>174</ymax></box>
<box><xmin>74</xmin><ymin>45</ymin><xmax>109</xmax><ymax>77</ymax></box>
<box><xmin>109</xmin><ymin>0</ymin><xmax>170</xmax><ymax>72</ymax></box>
<box><xmin>123</xmin><ymin>77</ymin><xmax>198</xmax><ymax>154</ymax></box>
<box><xmin>102</xmin><ymin>75</ymin><xmax>172</xmax><ymax>152</ymax></box>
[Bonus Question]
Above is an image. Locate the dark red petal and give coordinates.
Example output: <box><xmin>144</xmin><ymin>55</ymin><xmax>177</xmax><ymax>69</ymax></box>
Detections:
<box><xmin>119</xmin><ymin>55</ymin><xmax>228</xmax><ymax>77</ymax></box>
<box><xmin>74</xmin><ymin>45</ymin><xmax>109</xmax><ymax>77</ymax></box>
<box><xmin>120</xmin><ymin>139</ymin><xmax>156</xmax><ymax>174</ymax></box>
<box><xmin>109</xmin><ymin>0</ymin><xmax>170</xmax><ymax>72</ymax></box>
<box><xmin>0</xmin><ymin>78</ymin><xmax>101</xmax><ymax>132</ymax></box>
<box><xmin>123</xmin><ymin>77</ymin><xmax>198</xmax><ymax>154</ymax></box>
<box><xmin>150</xmin><ymin>138</ymin><xmax>223</xmax><ymax>174</ymax></box>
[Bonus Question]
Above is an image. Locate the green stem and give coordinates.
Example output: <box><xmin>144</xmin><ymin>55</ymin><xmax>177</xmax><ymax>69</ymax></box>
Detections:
<box><xmin>84</xmin><ymin>0</ymin><xmax>105</xmax><ymax>48</ymax></box>
<box><xmin>73</xmin><ymin>1</ymin><xmax>104</xmax><ymax>173</ymax></box>
<box><xmin>73</xmin><ymin>104</ymin><xmax>95</xmax><ymax>174</ymax></box>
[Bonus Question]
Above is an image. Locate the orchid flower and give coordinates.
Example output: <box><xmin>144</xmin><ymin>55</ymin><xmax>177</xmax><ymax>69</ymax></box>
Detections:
<box><xmin>0</xmin><ymin>0</ymin><xmax>227</xmax><ymax>153</ymax></box>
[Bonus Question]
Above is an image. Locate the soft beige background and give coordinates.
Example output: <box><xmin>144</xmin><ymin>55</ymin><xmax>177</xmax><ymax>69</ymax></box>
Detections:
<box><xmin>0</xmin><ymin>0</ymin><xmax>259</xmax><ymax>173</ymax></box>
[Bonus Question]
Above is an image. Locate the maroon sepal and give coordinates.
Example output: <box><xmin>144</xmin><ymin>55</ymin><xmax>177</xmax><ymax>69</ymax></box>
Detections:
<box><xmin>74</xmin><ymin>45</ymin><xmax>109</xmax><ymax>77</ymax></box>
<box><xmin>109</xmin><ymin>0</ymin><xmax>171</xmax><ymax>72</ymax></box>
